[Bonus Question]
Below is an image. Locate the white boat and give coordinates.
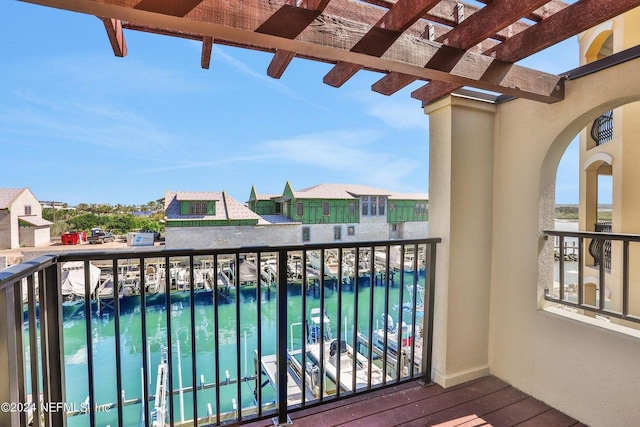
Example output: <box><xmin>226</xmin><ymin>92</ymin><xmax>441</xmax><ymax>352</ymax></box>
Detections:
<box><xmin>374</xmin><ymin>247</ymin><xmax>415</xmax><ymax>271</ymax></box>
<box><xmin>371</xmin><ymin>313</ymin><xmax>422</xmax><ymax>373</ymax></box>
<box><xmin>60</xmin><ymin>261</ymin><xmax>101</xmax><ymax>301</ymax></box>
<box><xmin>307</xmin><ymin>252</ymin><xmax>340</xmax><ymax>279</ymax></box>
<box><xmin>304</xmin><ymin>308</ymin><xmax>388</xmax><ymax>393</ymax></box>
<box><xmin>307</xmin><ymin>251</ymin><xmax>353</xmax><ymax>283</ymax></box>
<box><xmin>373</xmin><ymin>313</ymin><xmax>414</xmax><ymax>354</ymax></box>
<box><xmin>232</xmin><ymin>257</ymin><xmax>276</xmax><ymax>286</ymax></box>
<box><xmin>306</xmin><ymin>339</ymin><xmax>386</xmax><ymax>392</ymax></box>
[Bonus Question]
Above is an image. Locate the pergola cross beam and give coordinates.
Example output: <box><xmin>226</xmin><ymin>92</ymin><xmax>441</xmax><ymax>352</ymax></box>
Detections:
<box><xmin>22</xmin><ymin>0</ymin><xmax>633</xmax><ymax>105</ymax></box>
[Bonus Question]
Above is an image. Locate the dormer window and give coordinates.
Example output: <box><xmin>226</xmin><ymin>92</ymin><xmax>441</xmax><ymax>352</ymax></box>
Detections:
<box><xmin>187</xmin><ymin>202</ymin><xmax>210</xmax><ymax>215</ymax></box>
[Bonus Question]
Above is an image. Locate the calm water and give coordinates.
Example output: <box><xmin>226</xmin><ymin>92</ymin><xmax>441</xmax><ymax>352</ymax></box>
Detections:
<box><xmin>27</xmin><ymin>272</ymin><xmax>425</xmax><ymax>427</ymax></box>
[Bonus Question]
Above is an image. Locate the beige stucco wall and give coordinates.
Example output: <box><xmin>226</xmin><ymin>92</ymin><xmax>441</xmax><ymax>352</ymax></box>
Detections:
<box><xmin>0</xmin><ymin>212</ymin><xmax>10</xmax><ymax>250</ymax></box>
<box><xmin>425</xmin><ymin>96</ymin><xmax>495</xmax><ymax>386</ymax></box>
<box><xmin>578</xmin><ymin>9</ymin><xmax>640</xmax><ymax>320</ymax></box>
<box><xmin>0</xmin><ymin>190</ymin><xmax>46</xmax><ymax>249</ymax></box>
<box><xmin>486</xmin><ymin>58</ymin><xmax>640</xmax><ymax>426</ymax></box>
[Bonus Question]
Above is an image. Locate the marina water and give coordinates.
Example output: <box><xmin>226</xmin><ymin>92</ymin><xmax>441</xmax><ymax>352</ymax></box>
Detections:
<box><xmin>27</xmin><ymin>271</ymin><xmax>424</xmax><ymax>426</ymax></box>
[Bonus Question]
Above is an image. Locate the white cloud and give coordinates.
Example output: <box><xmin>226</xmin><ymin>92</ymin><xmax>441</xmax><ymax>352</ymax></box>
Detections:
<box><xmin>211</xmin><ymin>46</ymin><xmax>327</xmax><ymax>109</ymax></box>
<box><xmin>262</xmin><ymin>129</ymin><xmax>422</xmax><ymax>189</ymax></box>
<box><xmin>347</xmin><ymin>89</ymin><xmax>429</xmax><ymax>132</ymax></box>
<box><xmin>0</xmin><ymin>95</ymin><xmax>174</xmax><ymax>153</ymax></box>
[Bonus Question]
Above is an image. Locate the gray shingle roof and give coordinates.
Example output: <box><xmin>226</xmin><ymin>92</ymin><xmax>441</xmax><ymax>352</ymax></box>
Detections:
<box><xmin>0</xmin><ymin>188</ymin><xmax>26</xmax><ymax>209</ymax></box>
<box><xmin>388</xmin><ymin>192</ymin><xmax>429</xmax><ymax>200</ymax></box>
<box><xmin>260</xmin><ymin>215</ymin><xmax>299</xmax><ymax>224</ymax></box>
<box><xmin>295</xmin><ymin>183</ymin><xmax>392</xmax><ymax>199</ymax></box>
<box><xmin>165</xmin><ymin>191</ymin><xmax>260</xmax><ymax>221</ymax></box>
<box><xmin>175</xmin><ymin>191</ymin><xmax>222</xmax><ymax>201</ymax></box>
<box><xmin>19</xmin><ymin>216</ymin><xmax>53</xmax><ymax>227</ymax></box>
<box><xmin>293</xmin><ymin>183</ymin><xmax>427</xmax><ymax>200</ymax></box>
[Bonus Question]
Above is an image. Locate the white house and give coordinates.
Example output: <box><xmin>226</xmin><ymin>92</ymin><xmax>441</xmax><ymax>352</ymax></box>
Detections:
<box><xmin>0</xmin><ymin>188</ymin><xmax>53</xmax><ymax>250</ymax></box>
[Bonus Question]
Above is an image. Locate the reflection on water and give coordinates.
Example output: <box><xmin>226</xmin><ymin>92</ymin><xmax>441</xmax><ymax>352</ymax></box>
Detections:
<box><xmin>26</xmin><ymin>271</ymin><xmax>425</xmax><ymax>426</ymax></box>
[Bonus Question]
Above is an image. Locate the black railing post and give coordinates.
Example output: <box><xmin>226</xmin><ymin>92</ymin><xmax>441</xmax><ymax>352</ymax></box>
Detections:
<box><xmin>274</xmin><ymin>249</ymin><xmax>291</xmax><ymax>426</ymax></box>
<box><xmin>28</xmin><ymin>273</ymin><xmax>42</xmax><ymax>427</ymax></box>
<box><xmin>13</xmin><ymin>278</ymin><xmax>28</xmax><ymax>427</ymax></box>
<box><xmin>421</xmin><ymin>242</ymin><xmax>437</xmax><ymax>385</ymax></box>
<box><xmin>0</xmin><ymin>279</ymin><xmax>21</xmax><ymax>427</ymax></box>
<box><xmin>41</xmin><ymin>262</ymin><xmax>66</xmax><ymax>427</ymax></box>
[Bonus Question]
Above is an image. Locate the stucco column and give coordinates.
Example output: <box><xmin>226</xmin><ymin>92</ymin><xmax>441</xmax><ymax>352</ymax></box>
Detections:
<box><xmin>425</xmin><ymin>94</ymin><xmax>495</xmax><ymax>387</ymax></box>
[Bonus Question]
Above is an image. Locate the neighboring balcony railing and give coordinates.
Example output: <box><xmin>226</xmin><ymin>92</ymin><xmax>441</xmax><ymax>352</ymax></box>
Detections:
<box><xmin>590</xmin><ymin>109</ymin><xmax>613</xmax><ymax>145</ymax></box>
<box><xmin>545</xmin><ymin>229</ymin><xmax>640</xmax><ymax>325</ymax></box>
<box><xmin>588</xmin><ymin>222</ymin><xmax>612</xmax><ymax>270</ymax></box>
<box><xmin>0</xmin><ymin>238</ymin><xmax>439</xmax><ymax>427</ymax></box>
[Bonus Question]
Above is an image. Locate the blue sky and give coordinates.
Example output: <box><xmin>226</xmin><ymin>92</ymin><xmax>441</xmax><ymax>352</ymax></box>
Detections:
<box><xmin>2</xmin><ymin>1</ymin><xmax>583</xmax><ymax>206</ymax></box>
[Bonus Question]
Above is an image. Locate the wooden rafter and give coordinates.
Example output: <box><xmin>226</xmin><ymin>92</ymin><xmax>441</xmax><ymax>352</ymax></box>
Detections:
<box><xmin>414</xmin><ymin>0</ymin><xmax>640</xmax><ymax>104</ymax></box>
<box><xmin>323</xmin><ymin>0</ymin><xmax>442</xmax><ymax>87</ymax></box>
<box><xmin>257</xmin><ymin>0</ymin><xmax>331</xmax><ymax>78</ymax></box>
<box><xmin>474</xmin><ymin>0</ymin><xmax>569</xmax><ymax>23</ymax></box>
<box><xmin>406</xmin><ymin>0</ymin><xmax>552</xmax><ymax>102</ymax></box>
<box><xmin>100</xmin><ymin>17</ymin><xmax>127</xmax><ymax>57</ymax></box>
<box><xmin>486</xmin><ymin>0</ymin><xmax>640</xmax><ymax>63</ymax></box>
<box><xmin>372</xmin><ymin>0</ymin><xmax>549</xmax><ymax>96</ymax></box>
<box><xmin>201</xmin><ymin>36</ymin><xmax>213</xmax><ymax>69</ymax></box>
<box><xmin>361</xmin><ymin>0</ymin><xmax>538</xmax><ymax>42</ymax></box>
<box><xmin>24</xmin><ymin>0</ymin><xmax>636</xmax><ymax>106</ymax></box>
<box><xmin>19</xmin><ymin>0</ymin><xmax>564</xmax><ymax>103</ymax></box>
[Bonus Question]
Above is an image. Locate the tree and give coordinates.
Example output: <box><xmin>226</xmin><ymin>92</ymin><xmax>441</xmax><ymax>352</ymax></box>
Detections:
<box><xmin>68</xmin><ymin>213</ymin><xmax>101</xmax><ymax>231</ymax></box>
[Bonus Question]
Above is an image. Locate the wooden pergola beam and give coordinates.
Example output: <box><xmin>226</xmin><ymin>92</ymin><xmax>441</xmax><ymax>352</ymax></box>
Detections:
<box><xmin>361</xmin><ymin>0</ymin><xmax>532</xmax><ymax>42</ymax></box>
<box><xmin>413</xmin><ymin>0</ymin><xmax>640</xmax><ymax>105</ymax></box>
<box><xmin>373</xmin><ymin>0</ymin><xmax>549</xmax><ymax>96</ymax></box>
<box><xmin>487</xmin><ymin>0</ymin><xmax>640</xmax><ymax>63</ymax></box>
<box><xmin>474</xmin><ymin>0</ymin><xmax>569</xmax><ymax>23</ymax></box>
<box><xmin>257</xmin><ymin>1</ymin><xmax>331</xmax><ymax>79</ymax></box>
<box><xmin>324</xmin><ymin>0</ymin><xmax>442</xmax><ymax>87</ymax></box>
<box><xmin>267</xmin><ymin>50</ymin><xmax>296</xmax><ymax>79</ymax></box>
<box><xmin>409</xmin><ymin>0</ymin><xmax>552</xmax><ymax>102</ymax></box>
<box><xmin>440</xmin><ymin>0</ymin><xmax>551</xmax><ymax>50</ymax></box>
<box><xmin>201</xmin><ymin>35</ymin><xmax>213</xmax><ymax>69</ymax></box>
<box><xmin>20</xmin><ymin>0</ymin><xmax>565</xmax><ymax>103</ymax></box>
<box><xmin>100</xmin><ymin>17</ymin><xmax>127</xmax><ymax>57</ymax></box>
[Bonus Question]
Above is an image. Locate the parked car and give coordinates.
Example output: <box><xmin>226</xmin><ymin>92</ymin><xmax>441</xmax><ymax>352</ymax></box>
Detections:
<box><xmin>87</xmin><ymin>231</ymin><xmax>116</xmax><ymax>244</ymax></box>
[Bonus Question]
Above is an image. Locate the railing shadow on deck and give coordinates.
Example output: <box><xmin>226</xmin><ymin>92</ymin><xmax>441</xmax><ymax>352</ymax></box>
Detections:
<box><xmin>0</xmin><ymin>238</ymin><xmax>439</xmax><ymax>427</ymax></box>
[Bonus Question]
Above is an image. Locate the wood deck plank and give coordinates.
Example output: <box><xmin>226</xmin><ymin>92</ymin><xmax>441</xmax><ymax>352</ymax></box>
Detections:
<box><xmin>333</xmin><ymin>376</ymin><xmax>511</xmax><ymax>426</ymax></box>
<box><xmin>235</xmin><ymin>376</ymin><xmax>580</xmax><ymax>427</ymax></box>
<box><xmin>516</xmin><ymin>408</ymin><xmax>580</xmax><ymax>427</ymax></box>
<box><xmin>481</xmin><ymin>396</ymin><xmax>553</xmax><ymax>427</ymax></box>
<box><xmin>398</xmin><ymin>386</ymin><xmax>530</xmax><ymax>427</ymax></box>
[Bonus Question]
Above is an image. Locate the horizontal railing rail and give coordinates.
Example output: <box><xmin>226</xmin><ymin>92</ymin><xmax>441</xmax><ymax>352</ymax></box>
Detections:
<box><xmin>544</xmin><ymin>229</ymin><xmax>640</xmax><ymax>325</ymax></box>
<box><xmin>0</xmin><ymin>238</ymin><xmax>439</xmax><ymax>427</ymax></box>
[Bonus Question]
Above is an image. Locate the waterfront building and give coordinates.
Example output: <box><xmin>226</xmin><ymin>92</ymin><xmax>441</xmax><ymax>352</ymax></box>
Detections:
<box><xmin>575</xmin><ymin>8</ymin><xmax>640</xmax><ymax>328</ymax></box>
<box><xmin>164</xmin><ymin>190</ymin><xmax>299</xmax><ymax>248</ymax></box>
<box><xmin>248</xmin><ymin>182</ymin><xmax>429</xmax><ymax>243</ymax></box>
<box><xmin>0</xmin><ymin>188</ymin><xmax>53</xmax><ymax>250</ymax></box>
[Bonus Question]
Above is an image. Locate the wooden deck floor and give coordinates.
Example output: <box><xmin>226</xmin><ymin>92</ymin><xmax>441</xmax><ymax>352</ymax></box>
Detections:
<box><xmin>241</xmin><ymin>376</ymin><xmax>584</xmax><ymax>427</ymax></box>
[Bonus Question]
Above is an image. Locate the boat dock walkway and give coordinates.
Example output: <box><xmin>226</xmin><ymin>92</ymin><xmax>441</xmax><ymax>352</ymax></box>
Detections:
<box><xmin>259</xmin><ymin>353</ymin><xmax>315</xmax><ymax>405</ymax></box>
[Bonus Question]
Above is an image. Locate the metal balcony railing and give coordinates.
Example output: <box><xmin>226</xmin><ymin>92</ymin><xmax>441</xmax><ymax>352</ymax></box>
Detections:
<box><xmin>590</xmin><ymin>110</ymin><xmax>613</xmax><ymax>145</ymax></box>
<box><xmin>545</xmin><ymin>229</ymin><xmax>640</xmax><ymax>325</ymax></box>
<box><xmin>0</xmin><ymin>238</ymin><xmax>439</xmax><ymax>427</ymax></box>
<box><xmin>588</xmin><ymin>222</ymin><xmax>612</xmax><ymax>270</ymax></box>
